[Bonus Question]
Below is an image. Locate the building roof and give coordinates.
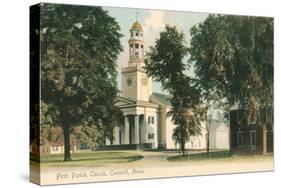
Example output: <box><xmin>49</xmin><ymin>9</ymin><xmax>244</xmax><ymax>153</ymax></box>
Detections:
<box><xmin>115</xmin><ymin>95</ymin><xmax>160</xmax><ymax>108</ymax></box>
<box><xmin>229</xmin><ymin>102</ymin><xmax>239</xmax><ymax>111</ymax></box>
<box><xmin>151</xmin><ymin>92</ymin><xmax>171</xmax><ymax>106</ymax></box>
<box><xmin>131</xmin><ymin>21</ymin><xmax>143</xmax><ymax>31</ymax></box>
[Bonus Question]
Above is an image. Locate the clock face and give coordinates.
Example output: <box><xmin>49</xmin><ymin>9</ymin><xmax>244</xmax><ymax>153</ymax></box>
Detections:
<box><xmin>127</xmin><ymin>77</ymin><xmax>132</xmax><ymax>86</ymax></box>
<box><xmin>142</xmin><ymin>78</ymin><xmax>148</xmax><ymax>86</ymax></box>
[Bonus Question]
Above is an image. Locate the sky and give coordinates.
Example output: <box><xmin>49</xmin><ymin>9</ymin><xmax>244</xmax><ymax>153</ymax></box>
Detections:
<box><xmin>104</xmin><ymin>6</ymin><xmax>208</xmax><ymax>94</ymax></box>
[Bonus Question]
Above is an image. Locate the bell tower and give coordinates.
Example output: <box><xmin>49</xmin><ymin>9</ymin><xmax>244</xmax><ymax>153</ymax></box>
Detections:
<box><xmin>128</xmin><ymin>21</ymin><xmax>145</xmax><ymax>66</ymax></box>
<box><xmin>121</xmin><ymin>21</ymin><xmax>152</xmax><ymax>101</ymax></box>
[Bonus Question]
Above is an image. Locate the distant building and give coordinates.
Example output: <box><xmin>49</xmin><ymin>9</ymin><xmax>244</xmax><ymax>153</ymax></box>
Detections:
<box><xmin>30</xmin><ymin>140</ymin><xmax>91</xmax><ymax>155</ymax></box>
<box><xmin>209</xmin><ymin>121</ymin><xmax>230</xmax><ymax>150</ymax></box>
<box><xmin>229</xmin><ymin>104</ymin><xmax>273</xmax><ymax>154</ymax></box>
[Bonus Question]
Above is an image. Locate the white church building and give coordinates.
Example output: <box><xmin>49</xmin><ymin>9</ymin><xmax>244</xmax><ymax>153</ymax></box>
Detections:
<box><xmin>105</xmin><ymin>21</ymin><xmax>228</xmax><ymax>150</ymax></box>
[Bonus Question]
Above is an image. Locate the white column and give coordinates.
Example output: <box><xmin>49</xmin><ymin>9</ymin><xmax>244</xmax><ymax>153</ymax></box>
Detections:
<box><xmin>134</xmin><ymin>115</ymin><xmax>140</xmax><ymax>144</ymax></box>
<box><xmin>144</xmin><ymin>109</ymin><xmax>147</xmax><ymax>143</ymax></box>
<box><xmin>154</xmin><ymin>114</ymin><xmax>158</xmax><ymax>148</ymax></box>
<box><xmin>124</xmin><ymin>116</ymin><xmax>129</xmax><ymax>144</ymax></box>
<box><xmin>113</xmin><ymin>126</ymin><xmax>120</xmax><ymax>145</ymax></box>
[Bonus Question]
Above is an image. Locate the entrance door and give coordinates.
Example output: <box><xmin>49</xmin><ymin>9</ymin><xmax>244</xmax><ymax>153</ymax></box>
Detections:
<box><xmin>139</xmin><ymin>115</ymin><xmax>144</xmax><ymax>144</ymax></box>
<box><xmin>128</xmin><ymin>115</ymin><xmax>134</xmax><ymax>144</ymax></box>
<box><xmin>119</xmin><ymin>129</ymin><xmax>122</xmax><ymax>144</ymax></box>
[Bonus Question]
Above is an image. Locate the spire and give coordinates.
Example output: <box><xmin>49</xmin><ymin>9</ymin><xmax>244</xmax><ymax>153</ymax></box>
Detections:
<box><xmin>130</xmin><ymin>11</ymin><xmax>142</xmax><ymax>31</ymax></box>
<box><xmin>136</xmin><ymin>10</ymin><xmax>140</xmax><ymax>22</ymax></box>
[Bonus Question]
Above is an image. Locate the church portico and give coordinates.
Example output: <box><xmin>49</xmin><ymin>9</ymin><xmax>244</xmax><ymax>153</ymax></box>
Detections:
<box><xmin>116</xmin><ymin>104</ymin><xmax>159</xmax><ymax>148</ymax></box>
<box><xmin>122</xmin><ymin>114</ymin><xmax>142</xmax><ymax>145</ymax></box>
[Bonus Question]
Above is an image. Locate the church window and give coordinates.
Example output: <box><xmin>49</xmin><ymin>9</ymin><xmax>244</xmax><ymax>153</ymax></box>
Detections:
<box><xmin>135</xmin><ymin>44</ymin><xmax>139</xmax><ymax>48</ymax></box>
<box><xmin>148</xmin><ymin>133</ymin><xmax>154</xmax><ymax>139</ymax></box>
<box><xmin>148</xmin><ymin>116</ymin><xmax>154</xmax><ymax>124</ymax></box>
<box><xmin>127</xmin><ymin>77</ymin><xmax>132</xmax><ymax>86</ymax></box>
<box><xmin>131</xmin><ymin>32</ymin><xmax>133</xmax><ymax>37</ymax></box>
<box><xmin>130</xmin><ymin>45</ymin><xmax>134</xmax><ymax>56</ymax></box>
<box><xmin>151</xmin><ymin>116</ymin><xmax>154</xmax><ymax>124</ymax></box>
<box><xmin>136</xmin><ymin>32</ymin><xmax>139</xmax><ymax>37</ymax></box>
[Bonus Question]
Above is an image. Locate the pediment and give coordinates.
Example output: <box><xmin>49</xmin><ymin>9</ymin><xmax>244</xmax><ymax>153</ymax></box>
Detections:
<box><xmin>114</xmin><ymin>96</ymin><xmax>136</xmax><ymax>107</ymax></box>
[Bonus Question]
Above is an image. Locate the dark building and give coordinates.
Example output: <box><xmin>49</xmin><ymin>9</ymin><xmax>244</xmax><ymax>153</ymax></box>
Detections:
<box><xmin>229</xmin><ymin>106</ymin><xmax>273</xmax><ymax>154</ymax></box>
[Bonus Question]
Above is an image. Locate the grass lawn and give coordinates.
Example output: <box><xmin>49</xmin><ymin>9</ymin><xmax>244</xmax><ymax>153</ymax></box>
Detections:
<box><xmin>30</xmin><ymin>151</ymin><xmax>143</xmax><ymax>167</ymax></box>
<box><xmin>167</xmin><ymin>150</ymin><xmax>273</xmax><ymax>162</ymax></box>
<box><xmin>168</xmin><ymin>150</ymin><xmax>232</xmax><ymax>162</ymax></box>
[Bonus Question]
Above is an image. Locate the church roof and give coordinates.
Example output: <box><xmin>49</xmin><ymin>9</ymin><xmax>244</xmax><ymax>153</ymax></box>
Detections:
<box><xmin>131</xmin><ymin>21</ymin><xmax>143</xmax><ymax>31</ymax></box>
<box><xmin>114</xmin><ymin>93</ymin><xmax>172</xmax><ymax>108</ymax></box>
<box><xmin>151</xmin><ymin>92</ymin><xmax>171</xmax><ymax>106</ymax></box>
<box><xmin>115</xmin><ymin>95</ymin><xmax>160</xmax><ymax>108</ymax></box>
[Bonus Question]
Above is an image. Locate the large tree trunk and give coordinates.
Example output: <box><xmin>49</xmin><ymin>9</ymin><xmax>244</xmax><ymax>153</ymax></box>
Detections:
<box><xmin>181</xmin><ymin>140</ymin><xmax>185</xmax><ymax>156</ymax></box>
<box><xmin>261</xmin><ymin>127</ymin><xmax>267</xmax><ymax>154</ymax></box>
<box><xmin>206</xmin><ymin>131</ymin><xmax>210</xmax><ymax>157</ymax></box>
<box><xmin>63</xmin><ymin>125</ymin><xmax>72</xmax><ymax>161</ymax></box>
<box><xmin>206</xmin><ymin>112</ymin><xmax>212</xmax><ymax>157</ymax></box>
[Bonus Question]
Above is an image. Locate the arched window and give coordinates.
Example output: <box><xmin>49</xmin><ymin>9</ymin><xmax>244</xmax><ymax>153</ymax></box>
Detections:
<box><xmin>130</xmin><ymin>44</ymin><xmax>134</xmax><ymax>56</ymax></box>
<box><xmin>135</xmin><ymin>44</ymin><xmax>139</xmax><ymax>57</ymax></box>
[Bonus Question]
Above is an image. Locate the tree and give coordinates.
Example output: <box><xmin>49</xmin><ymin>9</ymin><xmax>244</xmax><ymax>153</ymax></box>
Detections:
<box><xmin>145</xmin><ymin>25</ymin><xmax>203</xmax><ymax>156</ymax></box>
<box><xmin>189</xmin><ymin>15</ymin><xmax>273</xmax><ymax>153</ymax></box>
<box><xmin>172</xmin><ymin>107</ymin><xmax>204</xmax><ymax>156</ymax></box>
<box><xmin>203</xmin><ymin>99</ymin><xmax>225</xmax><ymax>156</ymax></box>
<box><xmin>40</xmin><ymin>4</ymin><xmax>123</xmax><ymax>161</ymax></box>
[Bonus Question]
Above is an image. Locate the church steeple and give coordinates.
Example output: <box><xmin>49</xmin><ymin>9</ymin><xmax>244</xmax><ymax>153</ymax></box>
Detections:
<box><xmin>121</xmin><ymin>20</ymin><xmax>152</xmax><ymax>102</ymax></box>
<box><xmin>128</xmin><ymin>21</ymin><xmax>144</xmax><ymax>66</ymax></box>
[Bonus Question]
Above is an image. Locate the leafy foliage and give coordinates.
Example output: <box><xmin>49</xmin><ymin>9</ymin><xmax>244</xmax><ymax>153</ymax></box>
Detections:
<box><xmin>40</xmin><ymin>4</ymin><xmax>123</xmax><ymax>160</ymax></box>
<box><xmin>189</xmin><ymin>15</ymin><xmax>273</xmax><ymax>127</ymax></box>
<box><xmin>145</xmin><ymin>25</ymin><xmax>203</xmax><ymax>155</ymax></box>
<box><xmin>145</xmin><ymin>26</ymin><xmax>188</xmax><ymax>90</ymax></box>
